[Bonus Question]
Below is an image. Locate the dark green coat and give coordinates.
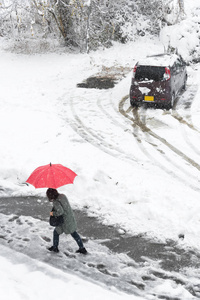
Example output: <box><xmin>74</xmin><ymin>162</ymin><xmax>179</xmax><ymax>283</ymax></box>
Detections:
<box><xmin>52</xmin><ymin>194</ymin><xmax>77</xmax><ymax>235</ymax></box>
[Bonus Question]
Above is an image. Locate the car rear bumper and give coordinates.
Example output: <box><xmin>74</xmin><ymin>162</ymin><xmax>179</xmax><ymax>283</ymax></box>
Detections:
<box><xmin>130</xmin><ymin>86</ymin><xmax>171</xmax><ymax>107</ymax></box>
<box><xmin>130</xmin><ymin>96</ymin><xmax>171</xmax><ymax>105</ymax></box>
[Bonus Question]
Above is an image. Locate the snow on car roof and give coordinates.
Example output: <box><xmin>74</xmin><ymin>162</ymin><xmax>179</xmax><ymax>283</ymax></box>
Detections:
<box><xmin>137</xmin><ymin>54</ymin><xmax>179</xmax><ymax>67</ymax></box>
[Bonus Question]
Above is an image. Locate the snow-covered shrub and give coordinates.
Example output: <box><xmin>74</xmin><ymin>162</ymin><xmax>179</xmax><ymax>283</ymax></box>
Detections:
<box><xmin>160</xmin><ymin>7</ymin><xmax>200</xmax><ymax>63</ymax></box>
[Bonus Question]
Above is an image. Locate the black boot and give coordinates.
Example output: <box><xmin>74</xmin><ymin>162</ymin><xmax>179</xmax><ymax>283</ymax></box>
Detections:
<box><xmin>48</xmin><ymin>246</ymin><xmax>59</xmax><ymax>253</ymax></box>
<box><xmin>76</xmin><ymin>247</ymin><xmax>87</xmax><ymax>254</ymax></box>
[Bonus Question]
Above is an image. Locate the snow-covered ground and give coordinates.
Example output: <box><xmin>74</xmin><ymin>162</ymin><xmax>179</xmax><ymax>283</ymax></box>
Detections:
<box><xmin>0</xmin><ymin>0</ymin><xmax>200</xmax><ymax>299</ymax></box>
<box><xmin>0</xmin><ymin>243</ymin><xmax>137</xmax><ymax>300</ymax></box>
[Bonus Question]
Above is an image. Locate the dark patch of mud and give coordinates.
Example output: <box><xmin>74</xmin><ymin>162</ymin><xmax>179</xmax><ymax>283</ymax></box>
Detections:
<box><xmin>77</xmin><ymin>65</ymin><xmax>131</xmax><ymax>89</ymax></box>
<box><xmin>77</xmin><ymin>76</ymin><xmax>116</xmax><ymax>89</ymax></box>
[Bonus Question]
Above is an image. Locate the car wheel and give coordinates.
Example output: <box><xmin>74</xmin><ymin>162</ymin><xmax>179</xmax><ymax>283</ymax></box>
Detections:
<box><xmin>130</xmin><ymin>101</ymin><xmax>138</xmax><ymax>108</ymax></box>
<box><xmin>166</xmin><ymin>93</ymin><xmax>175</xmax><ymax>110</ymax></box>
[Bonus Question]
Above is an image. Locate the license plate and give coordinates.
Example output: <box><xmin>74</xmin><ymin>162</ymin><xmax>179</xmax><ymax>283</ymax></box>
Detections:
<box><xmin>144</xmin><ymin>96</ymin><xmax>154</xmax><ymax>102</ymax></box>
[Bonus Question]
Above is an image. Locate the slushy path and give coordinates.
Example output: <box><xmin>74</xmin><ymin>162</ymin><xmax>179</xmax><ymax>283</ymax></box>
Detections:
<box><xmin>0</xmin><ymin>196</ymin><xmax>199</xmax><ymax>273</ymax></box>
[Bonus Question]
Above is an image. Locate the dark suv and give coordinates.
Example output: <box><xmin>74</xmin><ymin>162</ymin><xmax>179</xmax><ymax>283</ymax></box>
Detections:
<box><xmin>130</xmin><ymin>54</ymin><xmax>187</xmax><ymax>109</ymax></box>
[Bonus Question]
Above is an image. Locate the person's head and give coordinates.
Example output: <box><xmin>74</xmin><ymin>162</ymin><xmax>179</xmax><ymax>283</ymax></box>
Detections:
<box><xmin>46</xmin><ymin>188</ymin><xmax>59</xmax><ymax>201</ymax></box>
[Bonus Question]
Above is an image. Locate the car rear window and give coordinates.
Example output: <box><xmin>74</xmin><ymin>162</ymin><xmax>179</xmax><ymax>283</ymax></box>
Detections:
<box><xmin>135</xmin><ymin>66</ymin><xmax>166</xmax><ymax>82</ymax></box>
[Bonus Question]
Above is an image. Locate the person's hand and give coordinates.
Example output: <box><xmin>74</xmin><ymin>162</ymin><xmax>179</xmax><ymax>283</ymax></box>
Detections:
<box><xmin>50</xmin><ymin>211</ymin><xmax>54</xmax><ymax>216</ymax></box>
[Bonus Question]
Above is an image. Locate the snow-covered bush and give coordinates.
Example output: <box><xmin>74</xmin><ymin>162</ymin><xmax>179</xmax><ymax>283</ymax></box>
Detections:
<box><xmin>160</xmin><ymin>5</ymin><xmax>200</xmax><ymax>62</ymax></box>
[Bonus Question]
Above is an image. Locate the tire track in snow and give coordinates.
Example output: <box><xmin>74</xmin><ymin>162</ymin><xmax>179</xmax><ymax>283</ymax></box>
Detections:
<box><xmin>120</xmin><ymin>95</ymin><xmax>200</xmax><ymax>172</ymax></box>
<box><xmin>119</xmin><ymin>95</ymin><xmax>200</xmax><ymax>191</ymax></box>
<box><xmin>97</xmin><ymin>94</ymin><xmax>200</xmax><ymax>186</ymax></box>
<box><xmin>67</xmin><ymin>95</ymin><xmax>138</xmax><ymax>164</ymax></box>
<box><xmin>172</xmin><ymin>110</ymin><xmax>200</xmax><ymax>158</ymax></box>
<box><xmin>171</xmin><ymin>84</ymin><xmax>200</xmax><ymax>158</ymax></box>
<box><xmin>172</xmin><ymin>84</ymin><xmax>200</xmax><ymax>134</ymax></box>
<box><xmin>63</xmin><ymin>88</ymin><xmax>200</xmax><ymax>191</ymax></box>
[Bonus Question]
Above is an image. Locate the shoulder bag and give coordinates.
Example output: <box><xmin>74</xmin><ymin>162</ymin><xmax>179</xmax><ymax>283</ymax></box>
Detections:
<box><xmin>49</xmin><ymin>200</ymin><xmax>64</xmax><ymax>227</ymax></box>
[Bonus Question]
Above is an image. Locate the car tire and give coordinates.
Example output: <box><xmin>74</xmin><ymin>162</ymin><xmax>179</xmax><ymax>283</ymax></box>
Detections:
<box><xmin>171</xmin><ymin>93</ymin><xmax>175</xmax><ymax>109</ymax></box>
<box><xmin>130</xmin><ymin>101</ymin><xmax>138</xmax><ymax>108</ymax></box>
<box><xmin>166</xmin><ymin>93</ymin><xmax>175</xmax><ymax>110</ymax></box>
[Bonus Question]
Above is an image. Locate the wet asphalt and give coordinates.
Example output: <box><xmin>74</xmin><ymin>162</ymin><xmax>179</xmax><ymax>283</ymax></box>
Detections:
<box><xmin>0</xmin><ymin>195</ymin><xmax>199</xmax><ymax>274</ymax></box>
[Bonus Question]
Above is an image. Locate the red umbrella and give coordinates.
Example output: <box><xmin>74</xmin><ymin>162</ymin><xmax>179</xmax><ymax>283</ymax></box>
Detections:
<box><xmin>26</xmin><ymin>163</ymin><xmax>77</xmax><ymax>189</ymax></box>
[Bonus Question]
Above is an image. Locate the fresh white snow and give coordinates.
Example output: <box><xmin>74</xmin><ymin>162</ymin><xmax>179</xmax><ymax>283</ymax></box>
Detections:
<box><xmin>137</xmin><ymin>53</ymin><xmax>179</xmax><ymax>67</ymax></box>
<box><xmin>0</xmin><ymin>0</ymin><xmax>200</xmax><ymax>299</ymax></box>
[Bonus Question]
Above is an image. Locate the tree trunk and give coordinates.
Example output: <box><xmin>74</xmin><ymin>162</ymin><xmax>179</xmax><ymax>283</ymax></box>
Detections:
<box><xmin>86</xmin><ymin>2</ymin><xmax>92</xmax><ymax>53</ymax></box>
<box><xmin>178</xmin><ymin>0</ymin><xmax>184</xmax><ymax>14</ymax></box>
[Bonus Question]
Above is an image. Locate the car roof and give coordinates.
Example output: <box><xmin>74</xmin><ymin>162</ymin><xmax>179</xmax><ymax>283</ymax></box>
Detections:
<box><xmin>137</xmin><ymin>54</ymin><xmax>179</xmax><ymax>67</ymax></box>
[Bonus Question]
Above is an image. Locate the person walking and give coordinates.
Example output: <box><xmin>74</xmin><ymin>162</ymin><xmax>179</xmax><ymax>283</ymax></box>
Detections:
<box><xmin>46</xmin><ymin>188</ymin><xmax>87</xmax><ymax>254</ymax></box>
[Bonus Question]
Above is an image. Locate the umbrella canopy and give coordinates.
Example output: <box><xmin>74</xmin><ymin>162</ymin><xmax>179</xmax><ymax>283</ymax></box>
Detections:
<box><xmin>26</xmin><ymin>163</ymin><xmax>77</xmax><ymax>189</ymax></box>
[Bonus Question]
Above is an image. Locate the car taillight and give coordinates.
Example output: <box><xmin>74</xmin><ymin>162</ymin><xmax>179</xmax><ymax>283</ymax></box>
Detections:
<box><xmin>132</xmin><ymin>65</ymin><xmax>137</xmax><ymax>78</ymax></box>
<box><xmin>164</xmin><ymin>67</ymin><xmax>171</xmax><ymax>81</ymax></box>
